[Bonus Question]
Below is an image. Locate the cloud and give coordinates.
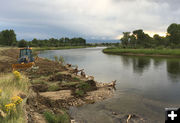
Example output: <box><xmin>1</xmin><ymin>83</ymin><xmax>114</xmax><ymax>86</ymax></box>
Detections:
<box><xmin>0</xmin><ymin>0</ymin><xmax>179</xmax><ymax>40</ymax></box>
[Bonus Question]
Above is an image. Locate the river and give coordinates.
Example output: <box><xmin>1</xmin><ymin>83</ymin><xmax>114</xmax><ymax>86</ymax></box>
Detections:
<box><xmin>38</xmin><ymin>47</ymin><xmax>180</xmax><ymax>123</ymax></box>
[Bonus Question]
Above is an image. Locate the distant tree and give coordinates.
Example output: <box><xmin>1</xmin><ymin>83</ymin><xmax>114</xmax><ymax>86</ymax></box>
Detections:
<box><xmin>129</xmin><ymin>35</ymin><xmax>137</xmax><ymax>47</ymax></box>
<box><xmin>153</xmin><ymin>34</ymin><xmax>164</xmax><ymax>46</ymax></box>
<box><xmin>32</xmin><ymin>38</ymin><xmax>38</xmax><ymax>46</ymax></box>
<box><xmin>120</xmin><ymin>32</ymin><xmax>131</xmax><ymax>47</ymax></box>
<box><xmin>167</xmin><ymin>23</ymin><xmax>180</xmax><ymax>44</ymax></box>
<box><xmin>132</xmin><ymin>29</ymin><xmax>152</xmax><ymax>48</ymax></box>
<box><xmin>0</xmin><ymin>29</ymin><xmax>16</xmax><ymax>46</ymax></box>
<box><xmin>18</xmin><ymin>39</ymin><xmax>27</xmax><ymax>47</ymax></box>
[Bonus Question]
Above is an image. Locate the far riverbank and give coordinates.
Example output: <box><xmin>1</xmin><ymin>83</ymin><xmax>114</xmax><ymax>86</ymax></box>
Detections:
<box><xmin>103</xmin><ymin>48</ymin><xmax>180</xmax><ymax>57</ymax></box>
<box><xmin>32</xmin><ymin>46</ymin><xmax>95</xmax><ymax>51</ymax></box>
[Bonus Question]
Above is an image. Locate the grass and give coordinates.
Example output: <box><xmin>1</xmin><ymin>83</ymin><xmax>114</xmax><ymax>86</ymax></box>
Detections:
<box><xmin>0</xmin><ymin>72</ymin><xmax>30</xmax><ymax>123</ymax></box>
<box><xmin>48</xmin><ymin>84</ymin><xmax>60</xmax><ymax>91</ymax></box>
<box><xmin>76</xmin><ymin>83</ymin><xmax>90</xmax><ymax>91</ymax></box>
<box><xmin>31</xmin><ymin>76</ymin><xmax>49</xmax><ymax>85</ymax></box>
<box><xmin>43</xmin><ymin>110</ymin><xmax>70</xmax><ymax>123</ymax></box>
<box><xmin>103</xmin><ymin>48</ymin><xmax>180</xmax><ymax>56</ymax></box>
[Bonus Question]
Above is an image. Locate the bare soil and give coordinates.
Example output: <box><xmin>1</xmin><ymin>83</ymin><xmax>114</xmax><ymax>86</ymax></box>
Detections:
<box><xmin>0</xmin><ymin>48</ymin><xmax>115</xmax><ymax>123</ymax></box>
<box><xmin>0</xmin><ymin>48</ymin><xmax>145</xmax><ymax>123</ymax></box>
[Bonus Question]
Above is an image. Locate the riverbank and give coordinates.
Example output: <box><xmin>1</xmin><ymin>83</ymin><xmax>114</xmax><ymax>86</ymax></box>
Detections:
<box><xmin>0</xmin><ymin>48</ymin><xmax>115</xmax><ymax>123</ymax></box>
<box><xmin>103</xmin><ymin>48</ymin><xmax>180</xmax><ymax>57</ymax></box>
<box><xmin>32</xmin><ymin>46</ymin><xmax>95</xmax><ymax>51</ymax></box>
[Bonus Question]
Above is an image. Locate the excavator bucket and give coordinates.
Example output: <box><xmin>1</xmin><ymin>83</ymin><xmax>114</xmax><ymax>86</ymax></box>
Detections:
<box><xmin>12</xmin><ymin>62</ymin><xmax>35</xmax><ymax>70</ymax></box>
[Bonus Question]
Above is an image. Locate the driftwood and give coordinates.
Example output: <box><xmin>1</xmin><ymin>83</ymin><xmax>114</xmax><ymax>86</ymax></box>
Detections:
<box><xmin>108</xmin><ymin>80</ymin><xmax>116</xmax><ymax>88</ymax></box>
<box><xmin>72</xmin><ymin>66</ymin><xmax>84</xmax><ymax>75</ymax></box>
<box><xmin>86</xmin><ymin>75</ymin><xmax>94</xmax><ymax>80</ymax></box>
<box><xmin>80</xmin><ymin>70</ymin><xmax>86</xmax><ymax>78</ymax></box>
<box><xmin>98</xmin><ymin>80</ymin><xmax>116</xmax><ymax>88</ymax></box>
<box><xmin>66</xmin><ymin>64</ymin><xmax>72</xmax><ymax>67</ymax></box>
<box><xmin>127</xmin><ymin>114</ymin><xmax>131</xmax><ymax>123</ymax></box>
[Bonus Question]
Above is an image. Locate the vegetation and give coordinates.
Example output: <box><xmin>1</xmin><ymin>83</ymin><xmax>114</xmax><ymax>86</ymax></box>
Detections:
<box><xmin>0</xmin><ymin>30</ymin><xmax>17</xmax><ymax>46</ymax></box>
<box><xmin>120</xmin><ymin>23</ymin><xmax>180</xmax><ymax>49</ymax></box>
<box><xmin>77</xmin><ymin>83</ymin><xmax>90</xmax><ymax>91</ymax></box>
<box><xmin>54</xmin><ymin>55</ymin><xmax>65</xmax><ymax>65</ymax></box>
<box><xmin>74</xmin><ymin>83</ymin><xmax>91</xmax><ymax>97</ymax></box>
<box><xmin>43</xmin><ymin>110</ymin><xmax>70</xmax><ymax>123</ymax></box>
<box><xmin>0</xmin><ymin>71</ymin><xmax>30</xmax><ymax>122</ymax></box>
<box><xmin>103</xmin><ymin>48</ymin><xmax>180</xmax><ymax>56</ymax></box>
<box><xmin>32</xmin><ymin>46</ymin><xmax>89</xmax><ymax>51</ymax></box>
<box><xmin>48</xmin><ymin>84</ymin><xmax>60</xmax><ymax>91</ymax></box>
<box><xmin>18</xmin><ymin>39</ymin><xmax>28</xmax><ymax>47</ymax></box>
<box><xmin>75</xmin><ymin>90</ymin><xmax>85</xmax><ymax>97</ymax></box>
<box><xmin>103</xmin><ymin>23</ymin><xmax>180</xmax><ymax>56</ymax></box>
<box><xmin>0</xmin><ymin>29</ymin><xmax>86</xmax><ymax>47</ymax></box>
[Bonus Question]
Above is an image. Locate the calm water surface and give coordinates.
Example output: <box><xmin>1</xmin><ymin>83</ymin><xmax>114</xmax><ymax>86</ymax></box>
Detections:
<box><xmin>39</xmin><ymin>47</ymin><xmax>180</xmax><ymax>122</ymax></box>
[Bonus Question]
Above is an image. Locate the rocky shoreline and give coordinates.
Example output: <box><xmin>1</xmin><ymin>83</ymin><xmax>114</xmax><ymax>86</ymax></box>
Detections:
<box><xmin>0</xmin><ymin>48</ymin><xmax>147</xmax><ymax>123</ymax></box>
<box><xmin>26</xmin><ymin>57</ymin><xmax>116</xmax><ymax>123</ymax></box>
<box><xmin>0</xmin><ymin>48</ymin><xmax>116</xmax><ymax>123</ymax></box>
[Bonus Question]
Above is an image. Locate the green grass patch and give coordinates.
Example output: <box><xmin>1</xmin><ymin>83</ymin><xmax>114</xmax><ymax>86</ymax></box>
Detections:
<box><xmin>43</xmin><ymin>110</ymin><xmax>70</xmax><ymax>123</ymax></box>
<box><xmin>61</xmin><ymin>81</ymin><xmax>81</xmax><ymax>86</ymax></box>
<box><xmin>48</xmin><ymin>84</ymin><xmax>60</xmax><ymax>91</ymax></box>
<box><xmin>31</xmin><ymin>76</ymin><xmax>49</xmax><ymax>84</ymax></box>
<box><xmin>103</xmin><ymin>48</ymin><xmax>180</xmax><ymax>56</ymax></box>
<box><xmin>72</xmin><ymin>77</ymin><xmax>81</xmax><ymax>81</ymax></box>
<box><xmin>76</xmin><ymin>83</ymin><xmax>90</xmax><ymax>91</ymax></box>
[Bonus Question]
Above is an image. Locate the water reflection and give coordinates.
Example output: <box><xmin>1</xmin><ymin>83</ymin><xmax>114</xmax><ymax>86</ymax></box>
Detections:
<box><xmin>132</xmin><ymin>57</ymin><xmax>151</xmax><ymax>74</ymax></box>
<box><xmin>166</xmin><ymin>59</ymin><xmax>180</xmax><ymax>82</ymax></box>
<box><xmin>153</xmin><ymin>58</ymin><xmax>165</xmax><ymax>67</ymax></box>
<box><xmin>120</xmin><ymin>56</ymin><xmax>180</xmax><ymax>82</ymax></box>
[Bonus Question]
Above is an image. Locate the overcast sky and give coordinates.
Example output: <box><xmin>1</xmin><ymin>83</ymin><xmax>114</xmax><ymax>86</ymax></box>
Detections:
<box><xmin>0</xmin><ymin>0</ymin><xmax>179</xmax><ymax>41</ymax></box>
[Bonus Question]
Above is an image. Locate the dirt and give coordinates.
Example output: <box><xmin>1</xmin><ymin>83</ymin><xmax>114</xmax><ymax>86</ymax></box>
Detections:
<box><xmin>0</xmin><ymin>48</ymin><xmax>145</xmax><ymax>123</ymax></box>
<box><xmin>0</xmin><ymin>48</ymin><xmax>18</xmax><ymax>72</ymax></box>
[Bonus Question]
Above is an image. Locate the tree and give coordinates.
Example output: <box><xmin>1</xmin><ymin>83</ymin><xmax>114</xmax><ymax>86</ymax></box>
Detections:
<box><xmin>120</xmin><ymin>32</ymin><xmax>131</xmax><ymax>47</ymax></box>
<box><xmin>132</xmin><ymin>29</ymin><xmax>152</xmax><ymax>48</ymax></box>
<box><xmin>153</xmin><ymin>34</ymin><xmax>165</xmax><ymax>46</ymax></box>
<box><xmin>32</xmin><ymin>38</ymin><xmax>38</xmax><ymax>47</ymax></box>
<box><xmin>0</xmin><ymin>29</ymin><xmax>16</xmax><ymax>46</ymax></box>
<box><xmin>18</xmin><ymin>39</ymin><xmax>27</xmax><ymax>47</ymax></box>
<box><xmin>167</xmin><ymin>23</ymin><xmax>180</xmax><ymax>44</ymax></box>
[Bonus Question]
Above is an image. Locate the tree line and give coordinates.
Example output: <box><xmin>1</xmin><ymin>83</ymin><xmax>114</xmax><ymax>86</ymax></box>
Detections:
<box><xmin>120</xmin><ymin>23</ymin><xmax>180</xmax><ymax>48</ymax></box>
<box><xmin>0</xmin><ymin>30</ymin><xmax>86</xmax><ymax>47</ymax></box>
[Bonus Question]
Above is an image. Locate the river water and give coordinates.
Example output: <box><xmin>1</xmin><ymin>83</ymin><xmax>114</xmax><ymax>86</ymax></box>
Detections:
<box><xmin>38</xmin><ymin>47</ymin><xmax>180</xmax><ymax>123</ymax></box>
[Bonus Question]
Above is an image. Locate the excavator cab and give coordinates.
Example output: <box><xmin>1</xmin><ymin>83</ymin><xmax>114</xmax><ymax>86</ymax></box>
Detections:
<box><xmin>12</xmin><ymin>47</ymin><xmax>35</xmax><ymax>70</ymax></box>
<box><xmin>18</xmin><ymin>48</ymin><xmax>34</xmax><ymax>63</ymax></box>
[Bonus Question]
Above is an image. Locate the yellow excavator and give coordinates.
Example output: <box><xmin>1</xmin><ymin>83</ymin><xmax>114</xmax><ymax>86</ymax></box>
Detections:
<box><xmin>12</xmin><ymin>47</ymin><xmax>35</xmax><ymax>70</ymax></box>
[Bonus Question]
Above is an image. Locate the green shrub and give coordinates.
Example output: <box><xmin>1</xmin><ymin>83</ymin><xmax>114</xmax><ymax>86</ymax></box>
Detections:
<box><xmin>75</xmin><ymin>90</ymin><xmax>84</xmax><ymax>97</ymax></box>
<box><xmin>77</xmin><ymin>83</ymin><xmax>90</xmax><ymax>91</ymax></box>
<box><xmin>43</xmin><ymin>111</ymin><xmax>70</xmax><ymax>123</ymax></box>
<box><xmin>43</xmin><ymin>111</ymin><xmax>57</xmax><ymax>123</ymax></box>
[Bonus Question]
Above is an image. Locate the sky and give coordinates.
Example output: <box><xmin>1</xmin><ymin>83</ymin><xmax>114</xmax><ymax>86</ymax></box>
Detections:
<box><xmin>0</xmin><ymin>0</ymin><xmax>179</xmax><ymax>42</ymax></box>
